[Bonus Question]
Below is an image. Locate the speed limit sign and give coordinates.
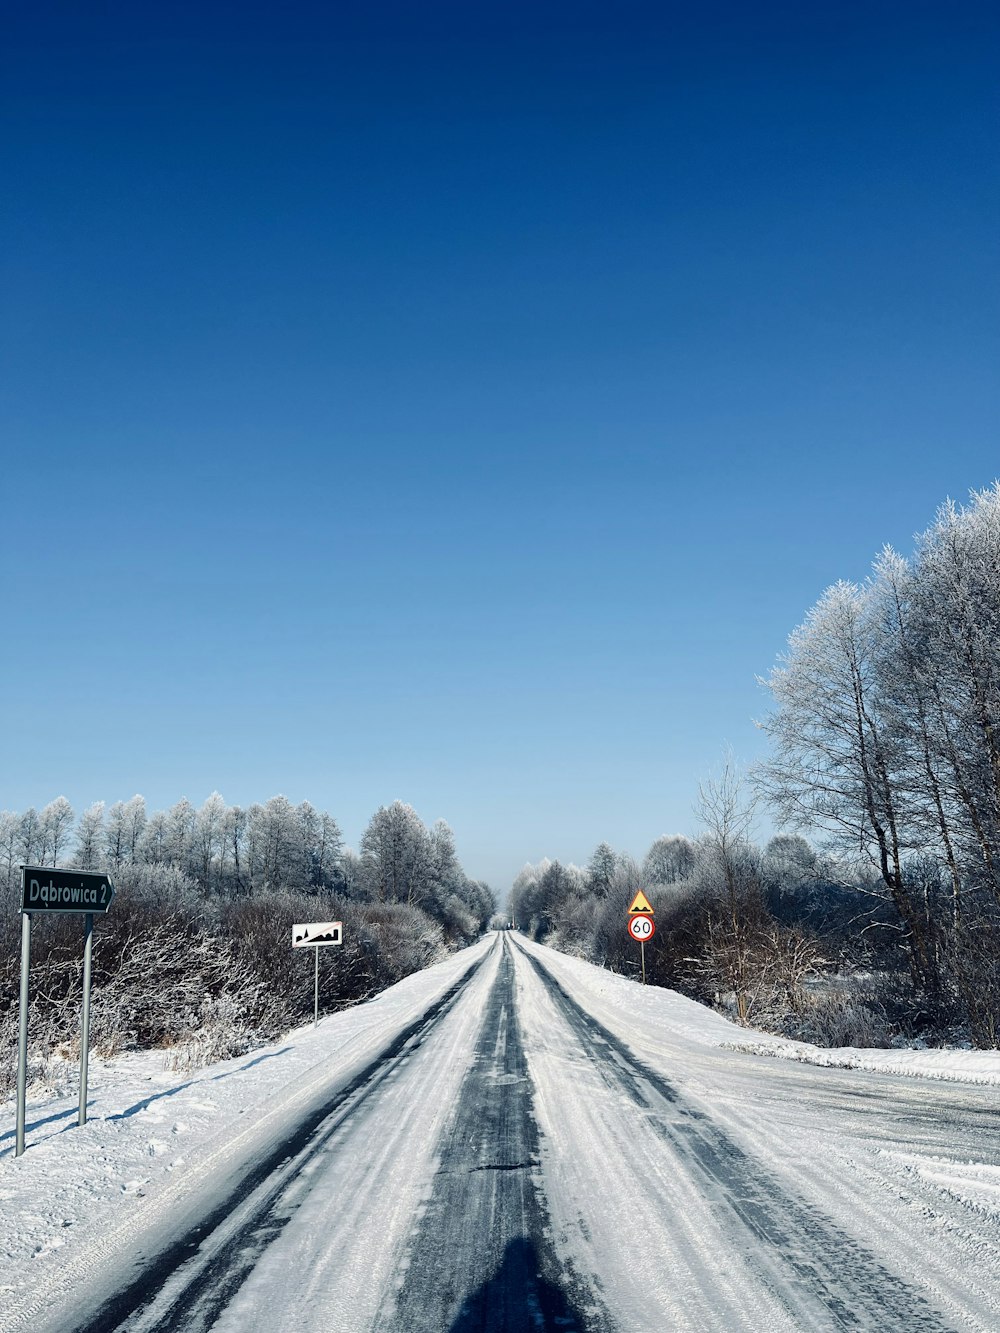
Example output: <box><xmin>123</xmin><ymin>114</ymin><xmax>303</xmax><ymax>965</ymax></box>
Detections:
<box><xmin>628</xmin><ymin>914</ymin><xmax>655</xmax><ymax>941</ymax></box>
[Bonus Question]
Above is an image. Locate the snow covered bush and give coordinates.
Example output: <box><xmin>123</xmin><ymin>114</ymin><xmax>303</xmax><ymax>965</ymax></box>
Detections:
<box><xmin>0</xmin><ymin>795</ymin><xmax>493</xmax><ymax>1087</ymax></box>
<box><xmin>163</xmin><ymin>994</ymin><xmax>258</xmax><ymax>1071</ymax></box>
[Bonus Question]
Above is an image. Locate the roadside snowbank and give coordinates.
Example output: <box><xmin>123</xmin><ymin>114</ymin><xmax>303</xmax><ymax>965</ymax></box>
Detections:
<box><xmin>515</xmin><ymin>937</ymin><xmax>1000</xmax><ymax>1086</ymax></box>
<box><xmin>724</xmin><ymin>1035</ymin><xmax>1000</xmax><ymax>1084</ymax></box>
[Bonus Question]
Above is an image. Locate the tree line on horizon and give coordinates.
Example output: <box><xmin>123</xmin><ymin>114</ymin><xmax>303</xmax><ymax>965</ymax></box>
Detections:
<box><xmin>513</xmin><ymin>486</ymin><xmax>1000</xmax><ymax>1050</ymax></box>
<box><xmin>0</xmin><ymin>795</ymin><xmax>495</xmax><ymax>1097</ymax></box>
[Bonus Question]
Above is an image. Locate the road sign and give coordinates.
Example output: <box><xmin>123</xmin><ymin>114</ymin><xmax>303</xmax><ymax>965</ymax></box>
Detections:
<box><xmin>292</xmin><ymin>921</ymin><xmax>343</xmax><ymax>948</ymax></box>
<box><xmin>292</xmin><ymin>922</ymin><xmax>343</xmax><ymax>1029</ymax></box>
<box><xmin>627</xmin><ymin>889</ymin><xmax>654</xmax><ymax>915</ymax></box>
<box><xmin>628</xmin><ymin>914</ymin><xmax>655</xmax><ymax>941</ymax></box>
<box><xmin>21</xmin><ymin>866</ymin><xmax>115</xmax><ymax>914</ymax></box>
<box><xmin>17</xmin><ymin>865</ymin><xmax>116</xmax><ymax>1157</ymax></box>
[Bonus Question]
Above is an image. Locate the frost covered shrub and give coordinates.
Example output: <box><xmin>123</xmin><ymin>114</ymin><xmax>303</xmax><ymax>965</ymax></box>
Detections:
<box><xmin>352</xmin><ymin>902</ymin><xmax>446</xmax><ymax>987</ymax></box>
<box><xmin>218</xmin><ymin>891</ymin><xmax>446</xmax><ymax>1035</ymax></box>
<box><xmin>0</xmin><ymin>992</ymin><xmax>81</xmax><ymax>1101</ymax></box>
<box><xmin>0</xmin><ymin>870</ymin><xmax>461</xmax><ymax>1089</ymax></box>
<box><xmin>941</xmin><ymin>909</ymin><xmax>1000</xmax><ymax>1049</ymax></box>
<box><xmin>0</xmin><ymin>916</ymin><xmax>96</xmax><ymax>1099</ymax></box>
<box><xmin>790</xmin><ymin>984</ymin><xmax>894</xmax><ymax>1049</ymax></box>
<box><xmin>218</xmin><ymin>887</ymin><xmax>381</xmax><ymax>1032</ymax></box>
<box><xmin>163</xmin><ymin>994</ymin><xmax>257</xmax><ymax>1071</ymax></box>
<box><xmin>112</xmin><ymin>862</ymin><xmax>201</xmax><ymax>913</ymax></box>
<box><xmin>0</xmin><ymin>795</ymin><xmax>492</xmax><ymax>1087</ymax></box>
<box><xmin>547</xmin><ymin>892</ymin><xmax>598</xmax><ymax>958</ymax></box>
<box><xmin>435</xmin><ymin>893</ymin><xmax>477</xmax><ymax>945</ymax></box>
<box><xmin>90</xmin><ymin>921</ymin><xmax>262</xmax><ymax>1055</ymax></box>
<box><xmin>217</xmin><ymin>888</ymin><xmax>329</xmax><ymax>1034</ymax></box>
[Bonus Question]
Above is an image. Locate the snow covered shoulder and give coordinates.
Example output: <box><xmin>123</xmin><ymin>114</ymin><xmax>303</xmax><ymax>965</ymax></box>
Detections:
<box><xmin>515</xmin><ymin>936</ymin><xmax>1000</xmax><ymax>1087</ymax></box>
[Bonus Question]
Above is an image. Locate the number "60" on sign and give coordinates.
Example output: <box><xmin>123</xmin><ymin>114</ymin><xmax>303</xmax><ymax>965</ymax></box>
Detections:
<box><xmin>628</xmin><ymin>914</ymin><xmax>655</xmax><ymax>941</ymax></box>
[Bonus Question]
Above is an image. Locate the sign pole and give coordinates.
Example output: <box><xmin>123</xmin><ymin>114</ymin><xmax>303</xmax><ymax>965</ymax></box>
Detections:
<box><xmin>79</xmin><ymin>913</ymin><xmax>94</xmax><ymax>1126</ymax></box>
<box><xmin>314</xmin><ymin>946</ymin><xmax>319</xmax><ymax>1028</ymax></box>
<box><xmin>16</xmin><ymin>912</ymin><xmax>32</xmax><ymax>1158</ymax></box>
<box><xmin>640</xmin><ymin>939</ymin><xmax>646</xmax><ymax>985</ymax></box>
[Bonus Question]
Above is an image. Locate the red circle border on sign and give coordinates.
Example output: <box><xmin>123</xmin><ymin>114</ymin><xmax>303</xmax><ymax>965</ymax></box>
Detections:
<box><xmin>627</xmin><ymin>914</ymin><xmax>655</xmax><ymax>941</ymax></box>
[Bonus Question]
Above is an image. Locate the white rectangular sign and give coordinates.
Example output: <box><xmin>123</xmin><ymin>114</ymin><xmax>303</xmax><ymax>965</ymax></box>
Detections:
<box><xmin>292</xmin><ymin>920</ymin><xmax>342</xmax><ymax>948</ymax></box>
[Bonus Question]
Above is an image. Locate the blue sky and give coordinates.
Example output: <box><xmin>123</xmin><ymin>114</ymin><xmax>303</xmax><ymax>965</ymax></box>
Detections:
<box><xmin>2</xmin><ymin>2</ymin><xmax>997</xmax><ymax>890</ymax></box>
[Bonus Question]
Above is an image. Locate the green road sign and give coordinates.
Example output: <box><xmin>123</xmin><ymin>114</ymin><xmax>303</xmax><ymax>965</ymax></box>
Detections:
<box><xmin>20</xmin><ymin>866</ymin><xmax>115</xmax><ymax>914</ymax></box>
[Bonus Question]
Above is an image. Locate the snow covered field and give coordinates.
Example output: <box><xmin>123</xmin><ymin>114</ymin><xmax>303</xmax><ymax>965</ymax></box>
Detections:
<box><xmin>2</xmin><ymin>933</ymin><xmax>999</xmax><ymax>1331</ymax></box>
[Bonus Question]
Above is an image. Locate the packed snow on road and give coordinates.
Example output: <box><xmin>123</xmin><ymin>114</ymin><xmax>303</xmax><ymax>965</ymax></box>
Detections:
<box><xmin>2</xmin><ymin>933</ymin><xmax>999</xmax><ymax>1331</ymax></box>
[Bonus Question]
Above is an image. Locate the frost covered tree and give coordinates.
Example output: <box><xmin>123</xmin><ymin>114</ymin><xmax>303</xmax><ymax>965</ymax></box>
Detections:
<box><xmin>431</xmin><ymin>819</ymin><xmax>460</xmax><ymax>887</ymax></box>
<box><xmin>757</xmin><ymin>578</ymin><xmax>938</xmax><ymax>991</ymax></box>
<box><xmin>74</xmin><ymin>802</ymin><xmax>106</xmax><ymax>869</ymax></box>
<box><xmin>694</xmin><ymin>760</ymin><xmax>767</xmax><ymax>1023</ymax></box>
<box><xmin>196</xmin><ymin>792</ymin><xmax>227</xmax><ymax>892</ymax></box>
<box><xmin>425</xmin><ymin>819</ymin><xmax>463</xmax><ymax>921</ymax></box>
<box><xmin>121</xmin><ymin>795</ymin><xmax>147</xmax><ymax>862</ymax></box>
<box><xmin>100</xmin><ymin>796</ymin><xmax>146</xmax><ymax>867</ymax></box>
<box><xmin>242</xmin><ymin>797</ymin><xmax>301</xmax><ymax>891</ymax></box>
<box><xmin>465</xmin><ymin>880</ymin><xmax>498</xmax><ymax>934</ymax></box>
<box><xmin>17</xmin><ymin>807</ymin><xmax>43</xmax><ymax>867</ymax></box>
<box><xmin>513</xmin><ymin>861</ymin><xmax>580</xmax><ymax>941</ymax></box>
<box><xmin>759</xmin><ymin>485</ymin><xmax>1000</xmax><ymax>1031</ymax></box>
<box><xmin>312</xmin><ymin>810</ymin><xmax>343</xmax><ymax>889</ymax></box>
<box><xmin>292</xmin><ymin>802</ymin><xmax>342</xmax><ymax>890</ymax></box>
<box><xmin>760</xmin><ymin>834</ymin><xmax>819</xmax><ymax>911</ymax></box>
<box><xmin>508</xmin><ymin>860</ymin><xmax>550</xmax><ymax>932</ymax></box>
<box><xmin>40</xmin><ymin>797</ymin><xmax>75</xmax><ymax>866</ymax></box>
<box><xmin>295</xmin><ymin>801</ymin><xmax>321</xmax><ymax>885</ymax></box>
<box><xmin>643</xmin><ymin>834</ymin><xmax>696</xmax><ymax>885</ymax></box>
<box><xmin>0</xmin><ymin>812</ymin><xmax>20</xmax><ymax>894</ymax></box>
<box><xmin>899</xmin><ymin>499</ymin><xmax>1000</xmax><ymax>896</ymax></box>
<box><xmin>165</xmin><ymin>797</ymin><xmax>197</xmax><ymax>870</ymax></box>
<box><xmin>105</xmin><ymin>801</ymin><xmax>129</xmax><ymax>867</ymax></box>
<box><xmin>222</xmin><ymin>804</ymin><xmax>248</xmax><ymax>893</ymax></box>
<box><xmin>140</xmin><ymin>808</ymin><xmax>169</xmax><ymax>864</ymax></box>
<box><xmin>586</xmin><ymin>843</ymin><xmax>617</xmax><ymax>898</ymax></box>
<box><xmin>338</xmin><ymin>847</ymin><xmax>364</xmax><ymax>898</ymax></box>
<box><xmin>360</xmin><ymin>802</ymin><xmax>433</xmax><ymax>908</ymax></box>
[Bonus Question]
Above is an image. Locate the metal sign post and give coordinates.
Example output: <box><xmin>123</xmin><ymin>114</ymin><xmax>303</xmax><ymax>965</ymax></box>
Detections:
<box><xmin>15</xmin><ymin>912</ymin><xmax>32</xmax><ymax>1158</ymax></box>
<box><xmin>16</xmin><ymin>867</ymin><xmax>115</xmax><ymax>1158</ymax></box>
<box><xmin>79</xmin><ymin>913</ymin><xmax>94</xmax><ymax>1126</ymax></box>
<box><xmin>292</xmin><ymin>921</ymin><xmax>343</xmax><ymax>1030</ymax></box>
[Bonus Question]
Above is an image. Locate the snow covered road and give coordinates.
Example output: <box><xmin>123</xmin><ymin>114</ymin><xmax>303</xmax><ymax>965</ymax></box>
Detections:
<box><xmin>2</xmin><ymin>932</ymin><xmax>999</xmax><ymax>1331</ymax></box>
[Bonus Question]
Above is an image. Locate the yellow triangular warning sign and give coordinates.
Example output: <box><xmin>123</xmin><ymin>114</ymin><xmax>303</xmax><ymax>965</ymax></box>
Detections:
<box><xmin>628</xmin><ymin>889</ymin><xmax>654</xmax><ymax>915</ymax></box>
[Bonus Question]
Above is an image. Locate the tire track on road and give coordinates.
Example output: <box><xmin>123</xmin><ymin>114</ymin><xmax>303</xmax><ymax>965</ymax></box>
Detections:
<box><xmin>515</xmin><ymin>938</ymin><xmax>953</xmax><ymax>1332</ymax></box>
<box><xmin>377</xmin><ymin>935</ymin><xmax>615</xmax><ymax>1333</ymax></box>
